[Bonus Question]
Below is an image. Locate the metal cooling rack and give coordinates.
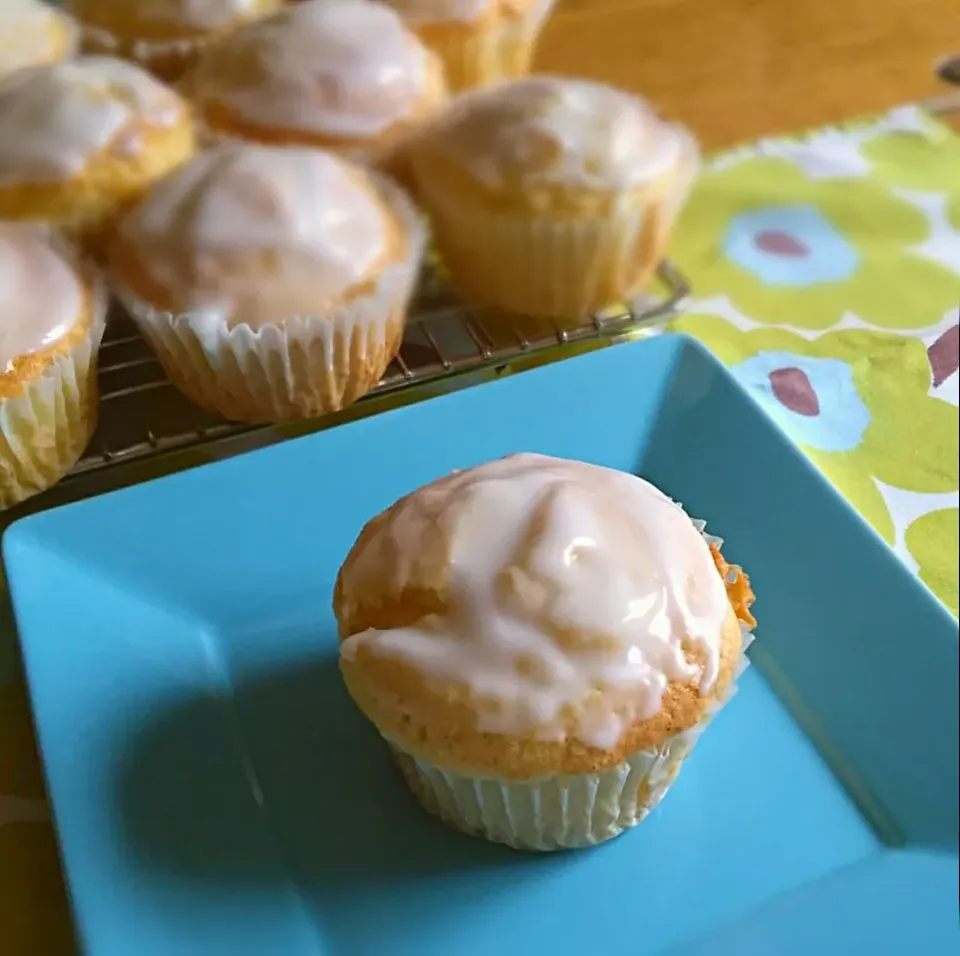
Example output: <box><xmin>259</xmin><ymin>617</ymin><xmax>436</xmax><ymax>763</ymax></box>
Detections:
<box><xmin>67</xmin><ymin>261</ymin><xmax>689</xmax><ymax>485</ymax></box>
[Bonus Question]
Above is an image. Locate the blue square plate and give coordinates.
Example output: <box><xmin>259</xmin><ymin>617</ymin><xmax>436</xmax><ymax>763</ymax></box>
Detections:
<box><xmin>4</xmin><ymin>335</ymin><xmax>958</xmax><ymax>956</ymax></box>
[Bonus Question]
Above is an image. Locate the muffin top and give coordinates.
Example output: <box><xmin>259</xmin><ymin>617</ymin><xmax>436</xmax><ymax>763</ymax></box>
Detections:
<box><xmin>382</xmin><ymin>0</ymin><xmax>540</xmax><ymax>25</ymax></box>
<box><xmin>0</xmin><ymin>0</ymin><xmax>78</xmax><ymax>81</ymax></box>
<box><xmin>412</xmin><ymin>75</ymin><xmax>694</xmax><ymax>194</ymax></box>
<box><xmin>0</xmin><ymin>56</ymin><xmax>188</xmax><ymax>186</ymax></box>
<box><xmin>337</xmin><ymin>453</ymin><xmax>743</xmax><ymax>770</ymax></box>
<box><xmin>67</xmin><ymin>0</ymin><xmax>280</xmax><ymax>36</ymax></box>
<box><xmin>0</xmin><ymin>223</ymin><xmax>90</xmax><ymax>385</ymax></box>
<box><xmin>191</xmin><ymin>0</ymin><xmax>443</xmax><ymax>142</ymax></box>
<box><xmin>111</xmin><ymin>143</ymin><xmax>401</xmax><ymax>325</ymax></box>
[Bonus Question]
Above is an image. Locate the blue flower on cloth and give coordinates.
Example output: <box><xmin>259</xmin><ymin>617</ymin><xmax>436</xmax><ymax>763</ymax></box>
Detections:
<box><xmin>723</xmin><ymin>204</ymin><xmax>860</xmax><ymax>286</ymax></box>
<box><xmin>731</xmin><ymin>351</ymin><xmax>871</xmax><ymax>452</ymax></box>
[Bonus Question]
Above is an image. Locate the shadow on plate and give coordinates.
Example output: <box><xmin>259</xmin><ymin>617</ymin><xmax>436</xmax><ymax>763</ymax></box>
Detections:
<box><xmin>114</xmin><ymin>646</ymin><xmax>555</xmax><ymax>893</ymax></box>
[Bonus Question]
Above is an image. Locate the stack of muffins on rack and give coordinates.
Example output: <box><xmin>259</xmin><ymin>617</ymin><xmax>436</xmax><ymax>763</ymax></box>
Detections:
<box><xmin>0</xmin><ymin>222</ymin><xmax>106</xmax><ymax>509</ymax></box>
<box><xmin>0</xmin><ymin>0</ymin><xmax>699</xmax><ymax>508</ymax></box>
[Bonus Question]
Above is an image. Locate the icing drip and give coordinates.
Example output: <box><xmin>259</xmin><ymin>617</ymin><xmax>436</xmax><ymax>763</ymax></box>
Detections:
<box><xmin>424</xmin><ymin>75</ymin><xmax>689</xmax><ymax>191</ymax></box>
<box><xmin>118</xmin><ymin>144</ymin><xmax>391</xmax><ymax>325</ymax></box>
<box><xmin>0</xmin><ymin>223</ymin><xmax>84</xmax><ymax>371</ymax></box>
<box><xmin>193</xmin><ymin>0</ymin><xmax>432</xmax><ymax>139</ymax></box>
<box><xmin>0</xmin><ymin>56</ymin><xmax>185</xmax><ymax>185</ymax></box>
<box><xmin>340</xmin><ymin>453</ymin><xmax>731</xmax><ymax>748</ymax></box>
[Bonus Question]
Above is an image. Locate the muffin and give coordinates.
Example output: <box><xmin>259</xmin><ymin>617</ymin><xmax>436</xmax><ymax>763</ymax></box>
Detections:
<box><xmin>0</xmin><ymin>56</ymin><xmax>196</xmax><ymax>259</ymax></box>
<box><xmin>188</xmin><ymin>0</ymin><xmax>447</xmax><ymax>167</ymax></box>
<box><xmin>0</xmin><ymin>0</ymin><xmax>79</xmax><ymax>81</ymax></box>
<box><xmin>107</xmin><ymin>143</ymin><xmax>427</xmax><ymax>422</ymax></box>
<box><xmin>0</xmin><ymin>223</ymin><xmax>107</xmax><ymax>509</ymax></box>
<box><xmin>66</xmin><ymin>0</ymin><xmax>285</xmax><ymax>82</ymax></box>
<box><xmin>382</xmin><ymin>0</ymin><xmax>555</xmax><ymax>92</ymax></box>
<box><xmin>403</xmin><ymin>75</ymin><xmax>699</xmax><ymax>328</ymax></box>
<box><xmin>335</xmin><ymin>453</ymin><xmax>756</xmax><ymax>850</ymax></box>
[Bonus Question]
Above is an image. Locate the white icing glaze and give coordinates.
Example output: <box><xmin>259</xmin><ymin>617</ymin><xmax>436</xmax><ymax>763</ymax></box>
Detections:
<box><xmin>81</xmin><ymin>21</ymin><xmax>204</xmax><ymax>60</ymax></box>
<box><xmin>340</xmin><ymin>453</ymin><xmax>731</xmax><ymax>749</ymax></box>
<box><xmin>426</xmin><ymin>75</ymin><xmax>690</xmax><ymax>191</ymax></box>
<box><xmin>193</xmin><ymin>0</ymin><xmax>432</xmax><ymax>140</ymax></box>
<box><xmin>0</xmin><ymin>56</ymin><xmax>185</xmax><ymax>186</ymax></box>
<box><xmin>381</xmin><ymin>0</ymin><xmax>494</xmax><ymax>25</ymax></box>
<box><xmin>0</xmin><ymin>223</ymin><xmax>85</xmax><ymax>371</ymax></box>
<box><xmin>118</xmin><ymin>144</ymin><xmax>392</xmax><ymax>325</ymax></box>
<box><xmin>0</xmin><ymin>1</ymin><xmax>76</xmax><ymax>79</ymax></box>
<box><xmin>72</xmin><ymin>0</ymin><xmax>261</xmax><ymax>32</ymax></box>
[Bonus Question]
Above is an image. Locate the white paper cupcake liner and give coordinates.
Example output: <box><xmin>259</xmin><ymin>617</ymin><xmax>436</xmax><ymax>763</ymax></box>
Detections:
<box><xmin>0</xmin><ymin>262</ymin><xmax>107</xmax><ymax>509</ymax></box>
<box><xmin>416</xmin><ymin>125</ymin><xmax>698</xmax><ymax>325</ymax></box>
<box><xmin>113</xmin><ymin>176</ymin><xmax>428</xmax><ymax>422</ymax></box>
<box><xmin>387</xmin><ymin>517</ymin><xmax>754</xmax><ymax>851</ymax></box>
<box><xmin>640</xmin><ymin>129</ymin><xmax>700</xmax><ymax>284</ymax></box>
<box><xmin>423</xmin><ymin>187</ymin><xmax>659</xmax><ymax>323</ymax></box>
<box><xmin>428</xmin><ymin>0</ymin><xmax>555</xmax><ymax>92</ymax></box>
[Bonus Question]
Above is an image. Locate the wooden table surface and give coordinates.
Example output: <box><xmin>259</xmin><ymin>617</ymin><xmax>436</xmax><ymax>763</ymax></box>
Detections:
<box><xmin>534</xmin><ymin>0</ymin><xmax>960</xmax><ymax>147</ymax></box>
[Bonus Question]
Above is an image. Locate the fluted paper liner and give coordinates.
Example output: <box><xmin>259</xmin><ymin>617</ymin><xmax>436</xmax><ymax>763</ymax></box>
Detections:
<box><xmin>113</xmin><ymin>176</ymin><xmax>427</xmax><ymax>423</ymax></box>
<box><xmin>386</xmin><ymin>519</ymin><xmax>754</xmax><ymax>851</ymax></box>
<box><xmin>425</xmin><ymin>0</ymin><xmax>556</xmax><ymax>92</ymax></box>
<box><xmin>416</xmin><ymin>134</ymin><xmax>699</xmax><ymax>328</ymax></box>
<box><xmin>0</xmin><ymin>262</ymin><xmax>107</xmax><ymax>509</ymax></box>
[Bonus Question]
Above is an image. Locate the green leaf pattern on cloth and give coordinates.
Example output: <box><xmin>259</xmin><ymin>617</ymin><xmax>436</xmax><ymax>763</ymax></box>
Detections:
<box><xmin>667</xmin><ymin>106</ymin><xmax>959</xmax><ymax>615</ymax></box>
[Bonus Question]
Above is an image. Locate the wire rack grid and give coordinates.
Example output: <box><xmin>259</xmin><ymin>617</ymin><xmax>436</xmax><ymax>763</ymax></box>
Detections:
<box><xmin>68</xmin><ymin>262</ymin><xmax>690</xmax><ymax>484</ymax></box>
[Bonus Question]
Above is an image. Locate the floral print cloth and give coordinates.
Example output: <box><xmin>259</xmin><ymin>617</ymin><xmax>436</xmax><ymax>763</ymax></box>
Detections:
<box><xmin>0</xmin><ymin>106</ymin><xmax>958</xmax><ymax>954</ymax></box>
<box><xmin>667</xmin><ymin>106</ymin><xmax>959</xmax><ymax>614</ymax></box>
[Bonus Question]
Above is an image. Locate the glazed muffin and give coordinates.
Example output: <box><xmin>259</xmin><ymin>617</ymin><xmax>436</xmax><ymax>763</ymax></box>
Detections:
<box><xmin>188</xmin><ymin>0</ymin><xmax>447</xmax><ymax>166</ymax></box>
<box><xmin>382</xmin><ymin>0</ymin><xmax>555</xmax><ymax>92</ymax></box>
<box><xmin>108</xmin><ymin>143</ymin><xmax>427</xmax><ymax>422</ymax></box>
<box><xmin>66</xmin><ymin>0</ymin><xmax>285</xmax><ymax>82</ymax></box>
<box><xmin>0</xmin><ymin>56</ymin><xmax>196</xmax><ymax>259</ymax></box>
<box><xmin>335</xmin><ymin>453</ymin><xmax>756</xmax><ymax>850</ymax></box>
<box><xmin>0</xmin><ymin>0</ymin><xmax>79</xmax><ymax>81</ymax></box>
<box><xmin>404</xmin><ymin>75</ymin><xmax>699</xmax><ymax>327</ymax></box>
<box><xmin>0</xmin><ymin>223</ymin><xmax>107</xmax><ymax>509</ymax></box>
